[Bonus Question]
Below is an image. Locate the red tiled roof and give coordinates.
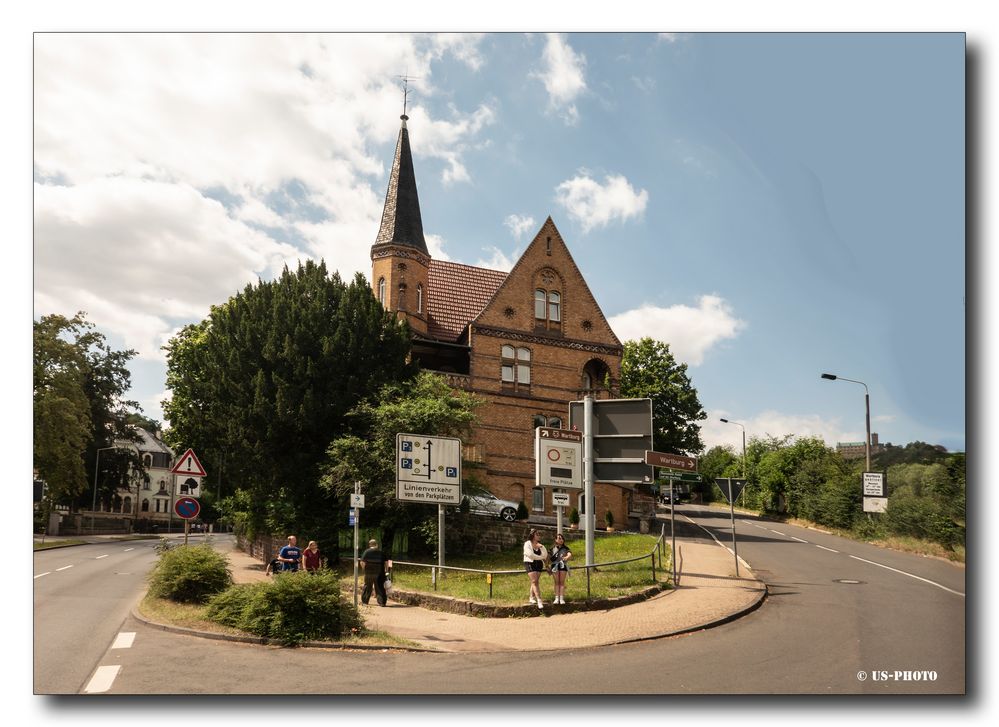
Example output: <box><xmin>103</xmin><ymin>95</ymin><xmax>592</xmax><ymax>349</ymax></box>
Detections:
<box><xmin>427</xmin><ymin>259</ymin><xmax>507</xmax><ymax>342</ymax></box>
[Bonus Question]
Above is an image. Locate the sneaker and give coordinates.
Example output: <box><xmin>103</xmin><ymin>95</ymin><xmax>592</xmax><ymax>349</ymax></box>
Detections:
<box><xmin>528</xmin><ymin>596</ymin><xmax>535</xmax><ymax>605</ymax></box>
<box><xmin>537</xmin><ymin>601</ymin><xmax>543</xmax><ymax>610</ymax></box>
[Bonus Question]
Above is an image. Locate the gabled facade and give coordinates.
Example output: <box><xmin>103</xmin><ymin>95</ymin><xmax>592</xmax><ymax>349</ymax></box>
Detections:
<box><xmin>371</xmin><ymin>115</ymin><xmax>651</xmax><ymax>527</ymax></box>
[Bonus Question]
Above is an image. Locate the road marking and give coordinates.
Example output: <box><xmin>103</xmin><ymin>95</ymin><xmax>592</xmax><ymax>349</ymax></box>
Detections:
<box><xmin>769</xmin><ymin>529</ymin><xmax>786</xmax><ymax>536</ymax></box>
<box><xmin>816</xmin><ymin>545</ymin><xmax>839</xmax><ymax>553</ymax></box>
<box><xmin>56</xmin><ymin>565</ymin><xmax>74</xmax><ymax>571</ymax></box>
<box><xmin>681</xmin><ymin>514</ymin><xmax>752</xmax><ymax>569</ymax></box>
<box><xmin>111</xmin><ymin>632</ymin><xmax>136</xmax><ymax>649</ymax></box>
<box><xmin>34</xmin><ymin>572</ymin><xmax>51</xmax><ymax>579</ymax></box>
<box><xmin>96</xmin><ymin>554</ymin><xmax>109</xmax><ymax>559</ymax></box>
<box><xmin>848</xmin><ymin>555</ymin><xmax>965</xmax><ymax>597</ymax></box>
<box><xmin>789</xmin><ymin>536</ymin><xmax>809</xmax><ymax>543</ymax></box>
<box><xmin>84</xmin><ymin>665</ymin><xmax>120</xmax><ymax>694</ymax></box>
<box><xmin>123</xmin><ymin>548</ymin><xmax>134</xmax><ymax>552</ymax></box>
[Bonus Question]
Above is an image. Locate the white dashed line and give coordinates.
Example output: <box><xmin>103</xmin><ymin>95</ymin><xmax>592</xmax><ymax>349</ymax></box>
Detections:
<box><xmin>123</xmin><ymin>548</ymin><xmax>134</xmax><ymax>552</ymax></box>
<box><xmin>816</xmin><ymin>545</ymin><xmax>839</xmax><ymax>553</ymax></box>
<box><xmin>769</xmin><ymin>529</ymin><xmax>786</xmax><ymax>536</ymax></box>
<box><xmin>848</xmin><ymin>555</ymin><xmax>965</xmax><ymax>597</ymax></box>
<box><xmin>84</xmin><ymin>665</ymin><xmax>120</xmax><ymax>694</ymax></box>
<box><xmin>111</xmin><ymin>632</ymin><xmax>136</xmax><ymax>649</ymax></box>
<box><xmin>34</xmin><ymin>572</ymin><xmax>51</xmax><ymax>579</ymax></box>
<box><xmin>789</xmin><ymin>536</ymin><xmax>809</xmax><ymax>543</ymax></box>
<box><xmin>56</xmin><ymin>565</ymin><xmax>74</xmax><ymax>571</ymax></box>
<box><xmin>95</xmin><ymin>554</ymin><xmax>109</xmax><ymax>559</ymax></box>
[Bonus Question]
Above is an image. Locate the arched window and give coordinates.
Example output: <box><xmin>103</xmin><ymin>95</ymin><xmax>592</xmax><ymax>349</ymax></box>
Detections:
<box><xmin>535</xmin><ymin>289</ymin><xmax>547</xmax><ymax>319</ymax></box>
<box><xmin>397</xmin><ymin>282</ymin><xmax>407</xmax><ymax>311</ymax></box>
<box><xmin>141</xmin><ymin>498</ymin><xmax>150</xmax><ymax>512</ymax></box>
<box><xmin>417</xmin><ymin>283</ymin><xmax>423</xmax><ymax>313</ymax></box>
<box><xmin>123</xmin><ymin>496</ymin><xmax>132</xmax><ymax>514</ymax></box>
<box><xmin>548</xmin><ymin>416</ymin><xmax>562</xmax><ymax>429</ymax></box>
<box><xmin>143</xmin><ymin>453</ymin><xmax>152</xmax><ymax>469</ymax></box>
<box><xmin>532</xmin><ymin>414</ymin><xmax>547</xmax><ymax>429</ymax></box>
<box><xmin>377</xmin><ymin>277</ymin><xmax>386</xmax><ymax>305</ymax></box>
<box><xmin>548</xmin><ymin>291</ymin><xmax>560</xmax><ymax>322</ymax></box>
<box><xmin>582</xmin><ymin>358</ymin><xmax>610</xmax><ymax>392</ymax></box>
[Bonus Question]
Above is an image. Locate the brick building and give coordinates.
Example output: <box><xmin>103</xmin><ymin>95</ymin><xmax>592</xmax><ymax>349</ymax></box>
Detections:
<box><xmin>371</xmin><ymin>114</ymin><xmax>648</xmax><ymax>528</ymax></box>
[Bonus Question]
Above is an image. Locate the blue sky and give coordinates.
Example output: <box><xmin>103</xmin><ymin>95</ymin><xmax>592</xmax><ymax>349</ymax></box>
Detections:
<box><xmin>31</xmin><ymin>32</ymin><xmax>966</xmax><ymax>453</ymax></box>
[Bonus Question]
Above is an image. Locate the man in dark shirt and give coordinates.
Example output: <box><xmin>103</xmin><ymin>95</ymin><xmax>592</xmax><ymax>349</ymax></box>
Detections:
<box><xmin>360</xmin><ymin>539</ymin><xmax>391</xmax><ymax>606</ymax></box>
<box><xmin>278</xmin><ymin>535</ymin><xmax>302</xmax><ymax>572</ymax></box>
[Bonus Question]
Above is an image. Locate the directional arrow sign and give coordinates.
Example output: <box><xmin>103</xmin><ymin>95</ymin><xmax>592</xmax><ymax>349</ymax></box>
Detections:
<box><xmin>645</xmin><ymin>450</ymin><xmax>698</xmax><ymax>472</ymax></box>
<box><xmin>170</xmin><ymin>448</ymin><xmax>207</xmax><ymax>477</ymax></box>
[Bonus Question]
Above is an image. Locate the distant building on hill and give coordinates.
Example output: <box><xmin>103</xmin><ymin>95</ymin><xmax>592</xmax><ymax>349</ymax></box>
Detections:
<box><xmin>835</xmin><ymin>432</ymin><xmax>885</xmax><ymax>460</ymax></box>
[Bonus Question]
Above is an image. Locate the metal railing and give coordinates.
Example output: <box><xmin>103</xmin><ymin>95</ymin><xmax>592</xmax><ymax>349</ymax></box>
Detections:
<box><xmin>389</xmin><ymin>524</ymin><xmax>670</xmax><ymax>601</ymax></box>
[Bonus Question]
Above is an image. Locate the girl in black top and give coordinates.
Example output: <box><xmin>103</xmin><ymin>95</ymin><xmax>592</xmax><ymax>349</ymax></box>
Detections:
<box><xmin>549</xmin><ymin>532</ymin><xmax>572</xmax><ymax>604</ymax></box>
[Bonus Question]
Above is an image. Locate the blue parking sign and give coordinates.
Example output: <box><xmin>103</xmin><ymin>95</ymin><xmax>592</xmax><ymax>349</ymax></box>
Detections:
<box><xmin>401</xmin><ymin>441</ymin><xmax>412</xmax><ymax>452</ymax></box>
<box><xmin>446</xmin><ymin>467</ymin><xmax>457</xmax><ymax>478</ymax></box>
<box><xmin>401</xmin><ymin>458</ymin><xmax>412</xmax><ymax>469</ymax></box>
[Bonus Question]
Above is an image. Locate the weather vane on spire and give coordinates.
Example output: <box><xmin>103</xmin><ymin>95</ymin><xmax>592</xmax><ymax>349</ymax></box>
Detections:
<box><xmin>396</xmin><ymin>73</ymin><xmax>420</xmax><ymax>118</ymax></box>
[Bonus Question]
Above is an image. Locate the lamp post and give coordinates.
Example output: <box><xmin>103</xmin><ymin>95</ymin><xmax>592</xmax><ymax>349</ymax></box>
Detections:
<box><xmin>719</xmin><ymin>418</ymin><xmax>746</xmax><ymax>478</ymax></box>
<box><xmin>821</xmin><ymin>373</ymin><xmax>871</xmax><ymax>471</ymax></box>
<box><xmin>90</xmin><ymin>446</ymin><xmax>117</xmax><ymax>533</ymax></box>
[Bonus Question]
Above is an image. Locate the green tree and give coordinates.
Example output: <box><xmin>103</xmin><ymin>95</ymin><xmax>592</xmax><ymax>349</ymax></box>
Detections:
<box><xmin>33</xmin><ymin>313</ymin><xmax>142</xmax><ymax>508</ymax></box>
<box><xmin>163</xmin><ymin>261</ymin><xmax>414</xmax><ymax>545</ymax></box>
<box><xmin>320</xmin><ymin>371</ymin><xmax>482</xmax><ymax>553</ymax></box>
<box><xmin>619</xmin><ymin>338</ymin><xmax>706</xmax><ymax>455</ymax></box>
<box><xmin>697</xmin><ymin>445</ymin><xmax>738</xmax><ymax>502</ymax></box>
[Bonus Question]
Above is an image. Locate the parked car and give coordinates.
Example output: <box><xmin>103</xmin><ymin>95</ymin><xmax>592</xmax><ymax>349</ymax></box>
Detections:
<box><xmin>462</xmin><ymin>487</ymin><xmax>520</xmax><ymax>522</ymax></box>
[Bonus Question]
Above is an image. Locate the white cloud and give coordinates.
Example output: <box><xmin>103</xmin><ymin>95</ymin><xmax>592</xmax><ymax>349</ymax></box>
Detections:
<box><xmin>704</xmin><ymin>409</ymin><xmax>861</xmax><ymax>453</ymax></box>
<box><xmin>425</xmin><ymin>233</ymin><xmax>453</xmax><ymax>262</ymax></box>
<box><xmin>608</xmin><ymin>295</ymin><xmax>745</xmax><ymax>366</ymax></box>
<box><xmin>475</xmin><ymin>246</ymin><xmax>519</xmax><ymax>272</ymax></box>
<box><xmin>32</xmin><ymin>33</ymin><xmax>493</xmax><ymax>366</ymax></box>
<box><xmin>531</xmin><ymin>33</ymin><xmax>586</xmax><ymax>125</ymax></box>
<box><xmin>554</xmin><ymin>172</ymin><xmax>649</xmax><ymax>232</ymax></box>
<box><xmin>504</xmin><ymin>214</ymin><xmax>537</xmax><ymax>241</ymax></box>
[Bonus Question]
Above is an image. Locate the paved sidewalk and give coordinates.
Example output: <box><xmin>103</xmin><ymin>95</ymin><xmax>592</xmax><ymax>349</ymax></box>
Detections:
<box><xmin>224</xmin><ymin>538</ymin><xmax>766</xmax><ymax>653</ymax></box>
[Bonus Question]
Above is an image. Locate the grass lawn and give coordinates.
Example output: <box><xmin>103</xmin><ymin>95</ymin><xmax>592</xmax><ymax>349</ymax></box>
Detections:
<box><xmin>378</xmin><ymin>532</ymin><xmax>671</xmax><ymax>604</ymax></box>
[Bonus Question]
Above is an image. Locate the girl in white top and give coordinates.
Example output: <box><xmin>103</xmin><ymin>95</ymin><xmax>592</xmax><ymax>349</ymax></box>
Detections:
<box><xmin>523</xmin><ymin>529</ymin><xmax>548</xmax><ymax>610</ymax></box>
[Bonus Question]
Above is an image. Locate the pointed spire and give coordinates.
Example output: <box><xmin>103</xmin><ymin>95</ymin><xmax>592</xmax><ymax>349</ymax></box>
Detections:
<box><xmin>374</xmin><ymin>115</ymin><xmax>428</xmax><ymax>256</ymax></box>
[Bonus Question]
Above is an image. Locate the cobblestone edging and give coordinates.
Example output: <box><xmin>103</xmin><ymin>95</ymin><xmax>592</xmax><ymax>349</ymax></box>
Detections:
<box><xmin>384</xmin><ymin>582</ymin><xmax>671</xmax><ymax>617</ymax></box>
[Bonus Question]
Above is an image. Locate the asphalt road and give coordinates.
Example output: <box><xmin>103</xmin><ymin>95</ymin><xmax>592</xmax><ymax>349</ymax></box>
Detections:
<box><xmin>33</xmin><ymin>538</ymin><xmax>162</xmax><ymax>694</ymax></box>
<box><xmin>64</xmin><ymin>511</ymin><xmax>964</xmax><ymax>695</ymax></box>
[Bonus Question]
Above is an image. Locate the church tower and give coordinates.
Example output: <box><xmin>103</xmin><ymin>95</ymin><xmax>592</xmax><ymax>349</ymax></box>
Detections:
<box><xmin>370</xmin><ymin>113</ymin><xmax>430</xmax><ymax>336</ymax></box>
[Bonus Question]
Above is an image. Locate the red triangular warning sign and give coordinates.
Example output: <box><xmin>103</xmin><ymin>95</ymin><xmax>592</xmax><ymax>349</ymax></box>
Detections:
<box><xmin>170</xmin><ymin>448</ymin><xmax>207</xmax><ymax>477</ymax></box>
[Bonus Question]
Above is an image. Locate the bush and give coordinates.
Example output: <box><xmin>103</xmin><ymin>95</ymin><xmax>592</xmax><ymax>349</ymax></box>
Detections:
<box><xmin>516</xmin><ymin>501</ymin><xmax>529</xmax><ymax>520</ymax></box>
<box><xmin>605</xmin><ymin>509</ymin><xmax>614</xmax><ymax>528</ymax></box>
<box><xmin>569</xmin><ymin>507</ymin><xmax>580</xmax><ymax>526</ymax></box>
<box><xmin>884</xmin><ymin>494</ymin><xmax>964</xmax><ymax>548</ymax></box>
<box><xmin>205</xmin><ymin>571</ymin><xmax>362</xmax><ymax>646</ymax></box>
<box><xmin>148</xmin><ymin>544</ymin><xmax>233</xmax><ymax>603</ymax></box>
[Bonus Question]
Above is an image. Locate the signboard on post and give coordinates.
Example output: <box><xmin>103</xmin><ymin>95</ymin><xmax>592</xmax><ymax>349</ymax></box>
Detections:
<box><xmin>174</xmin><ymin>496</ymin><xmax>200</xmax><ymax>520</ymax></box>
<box><xmin>170</xmin><ymin>448</ymin><xmax>207</xmax><ymax>477</ymax></box>
<box><xmin>552</xmin><ymin>492</ymin><xmax>571</xmax><ymax>508</ymax></box>
<box><xmin>396</xmin><ymin>434</ymin><xmax>462</xmax><ymax>504</ymax></box>
<box><xmin>862</xmin><ymin>471</ymin><xmax>887</xmax><ymax>513</ymax></box>
<box><xmin>536</xmin><ymin>427</ymin><xmax>582</xmax><ymax>489</ymax></box>
<box><xmin>715</xmin><ymin>478</ymin><xmax>749</xmax><ymax>504</ymax></box>
<box><xmin>645</xmin><ymin>450</ymin><xmax>698</xmax><ymax>472</ymax></box>
<box><xmin>350</xmin><ymin>494</ymin><xmax>365</xmax><ymax>509</ymax></box>
<box><xmin>568</xmin><ymin>398</ymin><xmax>654</xmax><ymax>485</ymax></box>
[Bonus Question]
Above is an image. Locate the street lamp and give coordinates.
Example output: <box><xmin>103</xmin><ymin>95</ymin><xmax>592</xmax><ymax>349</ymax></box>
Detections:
<box><xmin>821</xmin><ymin>373</ymin><xmax>871</xmax><ymax>471</ymax></box>
<box><xmin>90</xmin><ymin>446</ymin><xmax>118</xmax><ymax>533</ymax></box>
<box><xmin>719</xmin><ymin>418</ymin><xmax>746</xmax><ymax>478</ymax></box>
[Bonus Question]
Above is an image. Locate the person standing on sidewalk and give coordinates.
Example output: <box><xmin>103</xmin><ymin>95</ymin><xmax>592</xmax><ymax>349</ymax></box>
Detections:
<box><xmin>523</xmin><ymin>529</ymin><xmax>548</xmax><ymax>610</ymax></box>
<box><xmin>277</xmin><ymin>535</ymin><xmax>302</xmax><ymax>572</ymax></box>
<box><xmin>360</xmin><ymin>539</ymin><xmax>392</xmax><ymax>606</ymax></box>
<box><xmin>549</xmin><ymin>532</ymin><xmax>572</xmax><ymax>604</ymax></box>
<box><xmin>303</xmin><ymin>540</ymin><xmax>322</xmax><ymax>574</ymax></box>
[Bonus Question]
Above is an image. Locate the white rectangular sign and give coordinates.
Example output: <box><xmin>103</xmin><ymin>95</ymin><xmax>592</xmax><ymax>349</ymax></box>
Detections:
<box><xmin>396</xmin><ymin>434</ymin><xmax>462</xmax><ymax>504</ymax></box>
<box><xmin>350</xmin><ymin>494</ymin><xmax>365</xmax><ymax>509</ymax></box>
<box><xmin>864</xmin><ymin>497</ymin><xmax>888</xmax><ymax>513</ymax></box>
<box><xmin>536</xmin><ymin>428</ymin><xmax>583</xmax><ymax>489</ymax></box>
<box><xmin>552</xmin><ymin>492</ymin><xmax>571</xmax><ymax>508</ymax></box>
<box><xmin>863</xmin><ymin>472</ymin><xmax>886</xmax><ymax>497</ymax></box>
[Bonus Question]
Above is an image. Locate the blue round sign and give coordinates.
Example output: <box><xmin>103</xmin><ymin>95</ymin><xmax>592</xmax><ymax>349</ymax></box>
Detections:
<box><xmin>174</xmin><ymin>496</ymin><xmax>201</xmax><ymax>519</ymax></box>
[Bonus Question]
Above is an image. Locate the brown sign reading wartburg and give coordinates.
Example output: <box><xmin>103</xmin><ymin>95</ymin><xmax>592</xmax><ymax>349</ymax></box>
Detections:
<box><xmin>645</xmin><ymin>450</ymin><xmax>698</xmax><ymax>472</ymax></box>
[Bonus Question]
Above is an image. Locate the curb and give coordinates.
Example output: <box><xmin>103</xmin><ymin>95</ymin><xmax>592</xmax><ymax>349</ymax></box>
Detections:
<box><xmin>130</xmin><ymin>603</ymin><xmax>434</xmax><ymax>653</ymax></box>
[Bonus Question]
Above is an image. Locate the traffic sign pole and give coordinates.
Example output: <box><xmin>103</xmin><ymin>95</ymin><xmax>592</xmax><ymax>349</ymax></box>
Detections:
<box><xmin>353</xmin><ymin>481</ymin><xmax>360</xmax><ymax>609</ymax></box>
<box><xmin>583</xmin><ymin>395</ymin><xmax>595</xmax><ymax>567</ymax></box>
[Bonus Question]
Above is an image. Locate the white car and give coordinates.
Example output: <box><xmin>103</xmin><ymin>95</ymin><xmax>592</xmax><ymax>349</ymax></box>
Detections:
<box><xmin>463</xmin><ymin>488</ymin><xmax>520</xmax><ymax>522</ymax></box>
